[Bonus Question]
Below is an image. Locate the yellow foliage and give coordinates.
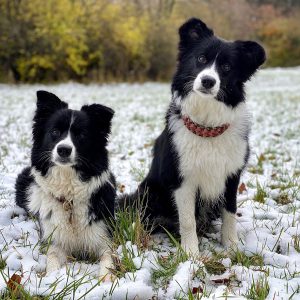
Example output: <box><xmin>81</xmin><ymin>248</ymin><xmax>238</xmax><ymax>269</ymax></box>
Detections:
<box><xmin>0</xmin><ymin>0</ymin><xmax>299</xmax><ymax>82</ymax></box>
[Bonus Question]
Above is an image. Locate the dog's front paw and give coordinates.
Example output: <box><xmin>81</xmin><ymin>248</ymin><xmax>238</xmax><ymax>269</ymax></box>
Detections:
<box><xmin>99</xmin><ymin>273</ymin><xmax>116</xmax><ymax>283</ymax></box>
<box><xmin>221</xmin><ymin>231</ymin><xmax>238</xmax><ymax>249</ymax></box>
<box><xmin>181</xmin><ymin>236</ymin><xmax>199</xmax><ymax>256</ymax></box>
<box><xmin>46</xmin><ymin>260</ymin><xmax>61</xmax><ymax>274</ymax></box>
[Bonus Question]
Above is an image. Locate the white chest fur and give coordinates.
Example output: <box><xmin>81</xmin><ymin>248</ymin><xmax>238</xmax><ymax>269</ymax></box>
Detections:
<box><xmin>28</xmin><ymin>167</ymin><xmax>111</xmax><ymax>255</ymax></box>
<box><xmin>170</xmin><ymin>96</ymin><xmax>250</xmax><ymax>201</ymax></box>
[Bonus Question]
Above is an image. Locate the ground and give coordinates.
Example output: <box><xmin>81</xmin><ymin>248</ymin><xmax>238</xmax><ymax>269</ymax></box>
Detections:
<box><xmin>0</xmin><ymin>67</ymin><xmax>300</xmax><ymax>299</ymax></box>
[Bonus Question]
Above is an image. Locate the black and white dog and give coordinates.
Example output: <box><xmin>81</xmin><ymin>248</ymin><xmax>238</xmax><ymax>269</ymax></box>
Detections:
<box><xmin>15</xmin><ymin>91</ymin><xmax>116</xmax><ymax>279</ymax></box>
<box><xmin>123</xmin><ymin>18</ymin><xmax>266</xmax><ymax>254</ymax></box>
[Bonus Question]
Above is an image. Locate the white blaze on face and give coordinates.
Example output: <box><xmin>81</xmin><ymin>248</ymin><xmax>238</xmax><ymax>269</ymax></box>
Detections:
<box><xmin>193</xmin><ymin>62</ymin><xmax>220</xmax><ymax>98</ymax></box>
<box><xmin>52</xmin><ymin>133</ymin><xmax>76</xmax><ymax>166</ymax></box>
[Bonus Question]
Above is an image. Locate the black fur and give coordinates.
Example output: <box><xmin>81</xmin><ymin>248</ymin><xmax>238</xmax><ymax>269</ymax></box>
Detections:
<box><xmin>88</xmin><ymin>174</ymin><xmax>116</xmax><ymax>224</ymax></box>
<box><xmin>15</xmin><ymin>167</ymin><xmax>34</xmax><ymax>211</ymax></box>
<box><xmin>120</xmin><ymin>18</ymin><xmax>265</xmax><ymax>239</ymax></box>
<box><xmin>172</xmin><ymin>18</ymin><xmax>266</xmax><ymax>106</ymax></box>
<box><xmin>15</xmin><ymin>90</ymin><xmax>116</xmax><ymax>224</ymax></box>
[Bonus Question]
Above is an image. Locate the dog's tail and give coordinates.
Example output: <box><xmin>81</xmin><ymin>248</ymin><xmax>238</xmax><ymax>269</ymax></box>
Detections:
<box><xmin>15</xmin><ymin>167</ymin><xmax>34</xmax><ymax>214</ymax></box>
<box><xmin>117</xmin><ymin>185</ymin><xmax>179</xmax><ymax>234</ymax></box>
<box><xmin>117</xmin><ymin>185</ymin><xmax>149</xmax><ymax>211</ymax></box>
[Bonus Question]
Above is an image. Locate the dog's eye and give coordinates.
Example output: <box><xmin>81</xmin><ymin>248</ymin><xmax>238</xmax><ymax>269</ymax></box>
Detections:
<box><xmin>75</xmin><ymin>131</ymin><xmax>86</xmax><ymax>139</ymax></box>
<box><xmin>78</xmin><ymin>133</ymin><xmax>86</xmax><ymax>139</ymax></box>
<box><xmin>51</xmin><ymin>129</ymin><xmax>60</xmax><ymax>138</ymax></box>
<box><xmin>222</xmin><ymin>64</ymin><xmax>231</xmax><ymax>72</ymax></box>
<box><xmin>198</xmin><ymin>55</ymin><xmax>207</xmax><ymax>64</ymax></box>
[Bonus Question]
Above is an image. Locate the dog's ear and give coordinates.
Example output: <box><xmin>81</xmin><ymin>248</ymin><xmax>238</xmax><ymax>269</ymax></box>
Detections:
<box><xmin>32</xmin><ymin>91</ymin><xmax>68</xmax><ymax>142</ymax></box>
<box><xmin>81</xmin><ymin>104</ymin><xmax>114</xmax><ymax>135</ymax></box>
<box><xmin>36</xmin><ymin>90</ymin><xmax>68</xmax><ymax>118</ymax></box>
<box><xmin>235</xmin><ymin>41</ymin><xmax>266</xmax><ymax>81</ymax></box>
<box><xmin>179</xmin><ymin>18</ymin><xmax>213</xmax><ymax>48</ymax></box>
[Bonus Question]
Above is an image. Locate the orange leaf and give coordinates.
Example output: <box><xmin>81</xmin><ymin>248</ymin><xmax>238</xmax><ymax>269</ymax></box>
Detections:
<box><xmin>118</xmin><ymin>184</ymin><xmax>126</xmax><ymax>193</ymax></box>
<box><xmin>7</xmin><ymin>273</ymin><xmax>22</xmax><ymax>291</ymax></box>
<box><xmin>238</xmin><ymin>182</ymin><xmax>247</xmax><ymax>194</ymax></box>
<box><xmin>211</xmin><ymin>278</ymin><xmax>230</xmax><ymax>284</ymax></box>
<box><xmin>192</xmin><ymin>286</ymin><xmax>204</xmax><ymax>294</ymax></box>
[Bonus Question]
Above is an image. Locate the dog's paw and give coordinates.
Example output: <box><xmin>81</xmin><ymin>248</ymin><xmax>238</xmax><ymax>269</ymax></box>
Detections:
<box><xmin>46</xmin><ymin>261</ymin><xmax>61</xmax><ymax>274</ymax></box>
<box><xmin>99</xmin><ymin>273</ymin><xmax>116</xmax><ymax>283</ymax></box>
<box><xmin>221</xmin><ymin>232</ymin><xmax>238</xmax><ymax>249</ymax></box>
<box><xmin>181</xmin><ymin>237</ymin><xmax>199</xmax><ymax>256</ymax></box>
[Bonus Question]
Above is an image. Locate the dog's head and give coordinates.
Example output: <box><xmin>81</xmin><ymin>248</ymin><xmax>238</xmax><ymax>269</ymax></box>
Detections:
<box><xmin>31</xmin><ymin>91</ymin><xmax>114</xmax><ymax>177</ymax></box>
<box><xmin>172</xmin><ymin>18</ymin><xmax>266</xmax><ymax>108</ymax></box>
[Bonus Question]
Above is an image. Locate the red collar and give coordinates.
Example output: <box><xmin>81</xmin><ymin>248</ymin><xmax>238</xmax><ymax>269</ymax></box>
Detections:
<box><xmin>182</xmin><ymin>115</ymin><xmax>230</xmax><ymax>137</ymax></box>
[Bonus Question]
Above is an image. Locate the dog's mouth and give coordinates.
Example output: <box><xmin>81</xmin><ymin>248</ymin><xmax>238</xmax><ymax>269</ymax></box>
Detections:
<box><xmin>54</xmin><ymin>158</ymin><xmax>75</xmax><ymax>167</ymax></box>
<box><xmin>193</xmin><ymin>88</ymin><xmax>215</xmax><ymax>97</ymax></box>
<box><xmin>199</xmin><ymin>89</ymin><xmax>211</xmax><ymax>94</ymax></box>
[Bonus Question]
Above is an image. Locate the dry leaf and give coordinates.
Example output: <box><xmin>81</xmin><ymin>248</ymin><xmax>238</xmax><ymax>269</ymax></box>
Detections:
<box><xmin>7</xmin><ymin>273</ymin><xmax>22</xmax><ymax>291</ymax></box>
<box><xmin>238</xmin><ymin>182</ymin><xmax>247</xmax><ymax>194</ymax></box>
<box><xmin>119</xmin><ymin>184</ymin><xmax>126</xmax><ymax>193</ymax></box>
<box><xmin>192</xmin><ymin>286</ymin><xmax>204</xmax><ymax>294</ymax></box>
<box><xmin>211</xmin><ymin>278</ymin><xmax>230</xmax><ymax>284</ymax></box>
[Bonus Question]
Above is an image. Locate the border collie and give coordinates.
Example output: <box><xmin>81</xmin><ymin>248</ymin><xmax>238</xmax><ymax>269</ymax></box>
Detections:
<box><xmin>15</xmin><ymin>91</ymin><xmax>116</xmax><ymax>279</ymax></box>
<box><xmin>122</xmin><ymin>18</ymin><xmax>266</xmax><ymax>254</ymax></box>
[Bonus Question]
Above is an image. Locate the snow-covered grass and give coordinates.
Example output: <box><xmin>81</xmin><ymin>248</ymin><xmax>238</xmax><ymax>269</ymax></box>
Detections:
<box><xmin>0</xmin><ymin>67</ymin><xmax>300</xmax><ymax>299</ymax></box>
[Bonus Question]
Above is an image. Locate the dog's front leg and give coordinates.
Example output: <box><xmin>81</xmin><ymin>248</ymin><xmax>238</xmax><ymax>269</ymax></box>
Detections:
<box><xmin>99</xmin><ymin>251</ymin><xmax>114</xmax><ymax>282</ymax></box>
<box><xmin>221</xmin><ymin>172</ymin><xmax>240</xmax><ymax>248</ymax></box>
<box><xmin>46</xmin><ymin>244</ymin><xmax>67</xmax><ymax>273</ymax></box>
<box><xmin>174</xmin><ymin>183</ymin><xmax>198</xmax><ymax>255</ymax></box>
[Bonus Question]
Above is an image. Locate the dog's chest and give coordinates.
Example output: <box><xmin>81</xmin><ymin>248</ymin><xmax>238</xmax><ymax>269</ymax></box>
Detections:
<box><xmin>173</xmin><ymin>125</ymin><xmax>247</xmax><ymax>200</ymax></box>
<box><xmin>28</xmin><ymin>167</ymin><xmax>107</xmax><ymax>252</ymax></box>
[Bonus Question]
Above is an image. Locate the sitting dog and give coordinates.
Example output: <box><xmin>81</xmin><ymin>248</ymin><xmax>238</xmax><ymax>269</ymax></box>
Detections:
<box><xmin>122</xmin><ymin>18</ymin><xmax>266</xmax><ymax>254</ymax></box>
<box><xmin>15</xmin><ymin>91</ymin><xmax>116</xmax><ymax>279</ymax></box>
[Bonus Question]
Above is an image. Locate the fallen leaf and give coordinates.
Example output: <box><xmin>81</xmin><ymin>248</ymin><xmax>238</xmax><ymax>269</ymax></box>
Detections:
<box><xmin>118</xmin><ymin>184</ymin><xmax>126</xmax><ymax>193</ymax></box>
<box><xmin>192</xmin><ymin>286</ymin><xmax>204</xmax><ymax>294</ymax></box>
<box><xmin>238</xmin><ymin>182</ymin><xmax>247</xmax><ymax>194</ymax></box>
<box><xmin>211</xmin><ymin>278</ymin><xmax>230</xmax><ymax>284</ymax></box>
<box><xmin>7</xmin><ymin>273</ymin><xmax>22</xmax><ymax>291</ymax></box>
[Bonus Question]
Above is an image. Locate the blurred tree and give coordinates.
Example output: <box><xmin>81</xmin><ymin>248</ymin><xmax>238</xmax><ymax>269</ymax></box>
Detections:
<box><xmin>0</xmin><ymin>0</ymin><xmax>299</xmax><ymax>83</ymax></box>
<box><xmin>258</xmin><ymin>16</ymin><xmax>300</xmax><ymax>67</ymax></box>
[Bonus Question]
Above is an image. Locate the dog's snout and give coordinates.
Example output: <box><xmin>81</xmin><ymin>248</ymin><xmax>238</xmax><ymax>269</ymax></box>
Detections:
<box><xmin>201</xmin><ymin>76</ymin><xmax>216</xmax><ymax>89</ymax></box>
<box><xmin>57</xmin><ymin>145</ymin><xmax>72</xmax><ymax>158</ymax></box>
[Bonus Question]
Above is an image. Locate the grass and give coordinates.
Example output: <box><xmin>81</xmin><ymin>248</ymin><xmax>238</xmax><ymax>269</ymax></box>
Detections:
<box><xmin>0</xmin><ymin>257</ymin><xmax>6</xmax><ymax>271</ymax></box>
<box><xmin>0</xmin><ymin>268</ymin><xmax>102</xmax><ymax>300</ymax></box>
<box><xmin>151</xmin><ymin>229</ymin><xmax>190</xmax><ymax>290</ymax></box>
<box><xmin>1</xmin><ymin>76</ymin><xmax>300</xmax><ymax>298</ymax></box>
<box><xmin>231</xmin><ymin>249</ymin><xmax>264</xmax><ymax>268</ymax></box>
<box><xmin>245</xmin><ymin>276</ymin><xmax>270</xmax><ymax>300</ymax></box>
<box><xmin>130</xmin><ymin>162</ymin><xmax>147</xmax><ymax>182</ymax></box>
<box><xmin>109</xmin><ymin>192</ymin><xmax>152</xmax><ymax>251</ymax></box>
<box><xmin>151</xmin><ymin>249</ymin><xmax>189</xmax><ymax>289</ymax></box>
<box><xmin>108</xmin><ymin>192</ymin><xmax>153</xmax><ymax>278</ymax></box>
<box><xmin>248</xmin><ymin>154</ymin><xmax>265</xmax><ymax>175</ymax></box>
<box><xmin>293</xmin><ymin>235</ymin><xmax>300</xmax><ymax>253</ymax></box>
<box><xmin>203</xmin><ymin>258</ymin><xmax>226</xmax><ymax>275</ymax></box>
<box><xmin>253</xmin><ymin>180</ymin><xmax>267</xmax><ymax>204</ymax></box>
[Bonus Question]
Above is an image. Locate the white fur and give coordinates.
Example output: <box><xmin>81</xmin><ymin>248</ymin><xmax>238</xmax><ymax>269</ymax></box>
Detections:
<box><xmin>170</xmin><ymin>92</ymin><xmax>250</xmax><ymax>251</ymax></box>
<box><xmin>52</xmin><ymin>133</ymin><xmax>76</xmax><ymax>165</ymax></box>
<box><xmin>174</xmin><ymin>182</ymin><xmax>199</xmax><ymax>255</ymax></box>
<box><xmin>27</xmin><ymin>166</ymin><xmax>113</xmax><ymax>276</ymax></box>
<box><xmin>193</xmin><ymin>63</ymin><xmax>220</xmax><ymax>98</ymax></box>
<box><xmin>221</xmin><ymin>208</ymin><xmax>238</xmax><ymax>248</ymax></box>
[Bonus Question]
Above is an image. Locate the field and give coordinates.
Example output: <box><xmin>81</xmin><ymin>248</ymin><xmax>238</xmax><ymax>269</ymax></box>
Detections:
<box><xmin>0</xmin><ymin>68</ymin><xmax>300</xmax><ymax>299</ymax></box>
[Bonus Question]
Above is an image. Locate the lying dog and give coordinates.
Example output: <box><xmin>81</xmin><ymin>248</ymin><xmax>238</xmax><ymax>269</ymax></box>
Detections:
<box><xmin>15</xmin><ymin>91</ymin><xmax>116</xmax><ymax>279</ymax></box>
<box><xmin>122</xmin><ymin>18</ymin><xmax>266</xmax><ymax>254</ymax></box>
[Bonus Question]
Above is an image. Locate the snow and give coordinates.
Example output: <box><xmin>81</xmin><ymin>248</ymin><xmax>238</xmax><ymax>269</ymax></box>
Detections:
<box><xmin>1</xmin><ymin>67</ymin><xmax>300</xmax><ymax>299</ymax></box>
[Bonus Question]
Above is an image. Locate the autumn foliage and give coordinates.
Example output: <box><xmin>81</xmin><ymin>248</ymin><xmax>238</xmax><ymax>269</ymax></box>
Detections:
<box><xmin>0</xmin><ymin>0</ymin><xmax>299</xmax><ymax>83</ymax></box>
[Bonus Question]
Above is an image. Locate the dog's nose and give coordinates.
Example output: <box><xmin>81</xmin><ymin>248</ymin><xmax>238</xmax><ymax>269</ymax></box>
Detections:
<box><xmin>201</xmin><ymin>76</ymin><xmax>216</xmax><ymax>89</ymax></box>
<box><xmin>57</xmin><ymin>145</ymin><xmax>72</xmax><ymax>158</ymax></box>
